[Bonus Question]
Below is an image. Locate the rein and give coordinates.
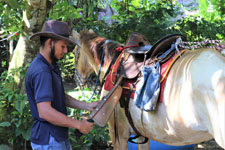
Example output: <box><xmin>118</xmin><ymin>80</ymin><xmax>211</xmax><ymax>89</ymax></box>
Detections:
<box><xmin>87</xmin><ymin>47</ymin><xmax>105</xmax><ymax>101</ymax></box>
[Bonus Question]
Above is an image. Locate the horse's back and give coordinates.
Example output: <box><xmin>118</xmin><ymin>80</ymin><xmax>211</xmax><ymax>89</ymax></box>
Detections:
<box><xmin>165</xmin><ymin>48</ymin><xmax>225</xmax><ymax>103</ymax></box>
<box><xmin>129</xmin><ymin>48</ymin><xmax>225</xmax><ymax>147</ymax></box>
<box><xmin>163</xmin><ymin>48</ymin><xmax>225</xmax><ymax>147</ymax></box>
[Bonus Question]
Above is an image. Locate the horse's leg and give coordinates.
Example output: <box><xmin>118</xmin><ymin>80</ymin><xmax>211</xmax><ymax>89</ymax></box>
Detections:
<box><xmin>137</xmin><ymin>137</ymin><xmax>149</xmax><ymax>150</ymax></box>
<box><xmin>209</xmin><ymin>92</ymin><xmax>225</xmax><ymax>148</ymax></box>
<box><xmin>99</xmin><ymin>89</ymin><xmax>130</xmax><ymax>149</ymax></box>
<box><xmin>108</xmin><ymin>104</ymin><xmax>130</xmax><ymax>150</ymax></box>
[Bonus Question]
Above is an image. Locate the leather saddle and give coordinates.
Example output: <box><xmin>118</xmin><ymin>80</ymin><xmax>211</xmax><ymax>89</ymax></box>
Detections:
<box><xmin>122</xmin><ymin>34</ymin><xmax>186</xmax><ymax>79</ymax></box>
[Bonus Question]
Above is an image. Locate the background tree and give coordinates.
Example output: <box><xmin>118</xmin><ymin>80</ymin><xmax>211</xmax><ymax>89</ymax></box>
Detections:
<box><xmin>6</xmin><ymin>0</ymin><xmax>57</xmax><ymax>93</ymax></box>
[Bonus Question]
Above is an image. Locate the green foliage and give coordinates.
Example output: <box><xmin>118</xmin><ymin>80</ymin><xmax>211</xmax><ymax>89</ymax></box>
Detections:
<box><xmin>89</xmin><ymin>0</ymin><xmax>224</xmax><ymax>43</ymax></box>
<box><xmin>49</xmin><ymin>0</ymin><xmax>82</xmax><ymax>22</ymax></box>
<box><xmin>172</xmin><ymin>16</ymin><xmax>225</xmax><ymax>41</ymax></box>
<box><xmin>209</xmin><ymin>0</ymin><xmax>225</xmax><ymax>17</ymax></box>
<box><xmin>0</xmin><ymin>66</ymin><xmax>32</xmax><ymax>150</ymax></box>
<box><xmin>67</xmin><ymin>89</ymin><xmax>110</xmax><ymax>150</ymax></box>
<box><xmin>69</xmin><ymin>125</ymin><xmax>110</xmax><ymax>150</ymax></box>
<box><xmin>73</xmin><ymin>0</ymin><xmax>182</xmax><ymax>44</ymax></box>
<box><xmin>58</xmin><ymin>52</ymin><xmax>76</xmax><ymax>81</ymax></box>
<box><xmin>199</xmin><ymin>0</ymin><xmax>209</xmax><ymax>18</ymax></box>
<box><xmin>0</xmin><ymin>0</ymin><xmax>23</xmax><ymax>36</ymax></box>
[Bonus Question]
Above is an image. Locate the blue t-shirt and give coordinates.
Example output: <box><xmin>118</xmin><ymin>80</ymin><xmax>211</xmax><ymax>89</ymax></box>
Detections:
<box><xmin>25</xmin><ymin>53</ymin><xmax>68</xmax><ymax>144</ymax></box>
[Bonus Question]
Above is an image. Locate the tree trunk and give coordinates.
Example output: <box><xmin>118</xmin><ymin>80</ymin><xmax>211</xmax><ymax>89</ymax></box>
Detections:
<box><xmin>7</xmin><ymin>0</ymin><xmax>55</xmax><ymax>93</ymax></box>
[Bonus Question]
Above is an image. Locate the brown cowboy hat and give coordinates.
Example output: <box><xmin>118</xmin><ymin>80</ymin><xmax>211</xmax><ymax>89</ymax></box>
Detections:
<box><xmin>30</xmin><ymin>20</ymin><xmax>81</xmax><ymax>47</ymax></box>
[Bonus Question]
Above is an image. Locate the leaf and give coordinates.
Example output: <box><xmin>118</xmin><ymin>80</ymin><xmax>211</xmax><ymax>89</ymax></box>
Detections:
<box><xmin>22</xmin><ymin>129</ymin><xmax>31</xmax><ymax>140</ymax></box>
<box><xmin>8</xmin><ymin>94</ymin><xmax>14</xmax><ymax>101</ymax></box>
<box><xmin>199</xmin><ymin>0</ymin><xmax>209</xmax><ymax>18</ymax></box>
<box><xmin>15</xmin><ymin>119</ymin><xmax>21</xmax><ymax>128</ymax></box>
<box><xmin>0</xmin><ymin>122</ymin><xmax>11</xmax><ymax>127</ymax></box>
<box><xmin>131</xmin><ymin>0</ymin><xmax>140</xmax><ymax>7</ymax></box>
<box><xmin>12</xmin><ymin>111</ymin><xmax>19</xmax><ymax>115</ymax></box>
<box><xmin>15</xmin><ymin>127</ymin><xmax>22</xmax><ymax>136</ymax></box>
<box><xmin>15</xmin><ymin>100</ymin><xmax>25</xmax><ymax>114</ymax></box>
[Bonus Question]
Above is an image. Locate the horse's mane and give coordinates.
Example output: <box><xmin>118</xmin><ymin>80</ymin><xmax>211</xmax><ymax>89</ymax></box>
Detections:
<box><xmin>79</xmin><ymin>30</ymin><xmax>100</xmax><ymax>44</ymax></box>
<box><xmin>80</xmin><ymin>30</ymin><xmax>121</xmax><ymax>65</ymax></box>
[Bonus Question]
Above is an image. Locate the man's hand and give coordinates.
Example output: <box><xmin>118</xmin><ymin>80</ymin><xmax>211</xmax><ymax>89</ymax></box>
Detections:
<box><xmin>78</xmin><ymin>119</ymin><xmax>94</xmax><ymax>134</ymax></box>
<box><xmin>87</xmin><ymin>101</ymin><xmax>99</xmax><ymax>112</ymax></box>
<box><xmin>65</xmin><ymin>94</ymin><xmax>99</xmax><ymax>111</ymax></box>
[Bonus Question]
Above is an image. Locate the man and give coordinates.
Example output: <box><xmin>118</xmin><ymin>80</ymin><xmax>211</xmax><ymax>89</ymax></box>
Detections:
<box><xmin>25</xmin><ymin>20</ymin><xmax>98</xmax><ymax>150</ymax></box>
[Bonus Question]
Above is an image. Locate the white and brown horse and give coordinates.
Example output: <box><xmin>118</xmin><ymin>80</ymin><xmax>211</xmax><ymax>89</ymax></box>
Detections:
<box><xmin>75</xmin><ymin>30</ymin><xmax>225</xmax><ymax>150</ymax></box>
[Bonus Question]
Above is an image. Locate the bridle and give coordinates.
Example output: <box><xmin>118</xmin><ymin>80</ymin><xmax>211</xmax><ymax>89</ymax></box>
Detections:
<box><xmin>74</xmin><ymin>43</ymin><xmax>105</xmax><ymax>101</ymax></box>
<box><xmin>74</xmin><ymin>45</ymin><xmax>89</xmax><ymax>86</ymax></box>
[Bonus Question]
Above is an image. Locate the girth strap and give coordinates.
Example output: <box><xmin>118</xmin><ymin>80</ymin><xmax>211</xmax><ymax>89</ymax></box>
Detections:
<box><xmin>121</xmin><ymin>85</ymin><xmax>149</xmax><ymax>144</ymax></box>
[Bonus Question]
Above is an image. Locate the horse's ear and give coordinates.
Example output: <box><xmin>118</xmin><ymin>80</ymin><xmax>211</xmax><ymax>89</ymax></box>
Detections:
<box><xmin>88</xmin><ymin>29</ymin><xmax>95</xmax><ymax>33</ymax></box>
<box><xmin>72</xmin><ymin>29</ymin><xmax>80</xmax><ymax>41</ymax></box>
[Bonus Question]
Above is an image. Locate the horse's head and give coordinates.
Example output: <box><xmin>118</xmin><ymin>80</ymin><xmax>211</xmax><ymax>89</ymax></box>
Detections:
<box><xmin>74</xmin><ymin>30</ymin><xmax>150</xmax><ymax>86</ymax></box>
<box><xmin>71</xmin><ymin>29</ymin><xmax>94</xmax><ymax>86</ymax></box>
<box><xmin>74</xmin><ymin>45</ymin><xmax>94</xmax><ymax>86</ymax></box>
<box><xmin>75</xmin><ymin>30</ymin><xmax>121</xmax><ymax>85</ymax></box>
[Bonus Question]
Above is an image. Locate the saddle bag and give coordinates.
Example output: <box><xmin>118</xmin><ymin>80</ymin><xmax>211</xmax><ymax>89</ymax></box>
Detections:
<box><xmin>134</xmin><ymin>61</ymin><xmax>161</xmax><ymax>111</ymax></box>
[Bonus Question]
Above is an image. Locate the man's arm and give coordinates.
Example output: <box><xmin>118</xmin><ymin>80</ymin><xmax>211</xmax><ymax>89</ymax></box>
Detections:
<box><xmin>37</xmin><ymin>101</ymin><xmax>93</xmax><ymax>134</ymax></box>
<box><xmin>65</xmin><ymin>93</ymin><xmax>98</xmax><ymax>111</ymax></box>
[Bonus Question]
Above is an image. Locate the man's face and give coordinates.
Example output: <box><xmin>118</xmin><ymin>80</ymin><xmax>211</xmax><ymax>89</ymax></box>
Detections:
<box><xmin>53</xmin><ymin>40</ymin><xmax>69</xmax><ymax>60</ymax></box>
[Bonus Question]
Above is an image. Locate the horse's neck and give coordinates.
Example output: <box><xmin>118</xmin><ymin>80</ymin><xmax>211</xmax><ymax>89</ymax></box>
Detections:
<box><xmin>94</xmin><ymin>63</ymin><xmax>110</xmax><ymax>83</ymax></box>
<box><xmin>100</xmin><ymin>67</ymin><xmax>108</xmax><ymax>82</ymax></box>
<box><xmin>93</xmin><ymin>52</ymin><xmax>114</xmax><ymax>83</ymax></box>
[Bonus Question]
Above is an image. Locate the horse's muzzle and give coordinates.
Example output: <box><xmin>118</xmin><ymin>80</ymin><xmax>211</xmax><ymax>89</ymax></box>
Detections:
<box><xmin>74</xmin><ymin>70</ymin><xmax>88</xmax><ymax>87</ymax></box>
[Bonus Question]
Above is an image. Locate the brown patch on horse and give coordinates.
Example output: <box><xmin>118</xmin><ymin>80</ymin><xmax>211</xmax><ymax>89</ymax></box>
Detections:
<box><xmin>103</xmin><ymin>40</ymin><xmax>121</xmax><ymax>64</ymax></box>
<box><xmin>80</xmin><ymin>30</ymin><xmax>106</xmax><ymax>65</ymax></box>
<box><xmin>80</xmin><ymin>30</ymin><xmax>121</xmax><ymax>66</ymax></box>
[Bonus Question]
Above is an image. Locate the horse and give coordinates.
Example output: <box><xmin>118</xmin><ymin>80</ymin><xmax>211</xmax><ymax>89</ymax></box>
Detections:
<box><xmin>75</xmin><ymin>30</ymin><xmax>225</xmax><ymax>150</ymax></box>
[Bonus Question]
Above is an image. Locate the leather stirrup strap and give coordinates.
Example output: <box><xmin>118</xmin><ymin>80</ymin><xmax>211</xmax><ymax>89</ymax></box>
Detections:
<box><xmin>113</xmin><ymin>107</ymin><xmax>120</xmax><ymax>144</ymax></box>
<box><xmin>123</xmin><ymin>85</ymin><xmax>149</xmax><ymax>144</ymax></box>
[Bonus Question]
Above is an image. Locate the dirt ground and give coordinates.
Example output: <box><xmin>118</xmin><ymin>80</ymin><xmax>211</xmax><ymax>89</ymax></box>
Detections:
<box><xmin>194</xmin><ymin>139</ymin><xmax>224</xmax><ymax>150</ymax></box>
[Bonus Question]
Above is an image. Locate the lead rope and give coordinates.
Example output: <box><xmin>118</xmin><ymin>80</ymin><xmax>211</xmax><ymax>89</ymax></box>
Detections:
<box><xmin>176</xmin><ymin>38</ymin><xmax>225</xmax><ymax>51</ymax></box>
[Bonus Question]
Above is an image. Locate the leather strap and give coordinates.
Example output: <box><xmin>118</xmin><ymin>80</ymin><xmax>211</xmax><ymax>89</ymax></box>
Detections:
<box><xmin>121</xmin><ymin>85</ymin><xmax>149</xmax><ymax>144</ymax></box>
<box><xmin>100</xmin><ymin>51</ymin><xmax>122</xmax><ymax>94</ymax></box>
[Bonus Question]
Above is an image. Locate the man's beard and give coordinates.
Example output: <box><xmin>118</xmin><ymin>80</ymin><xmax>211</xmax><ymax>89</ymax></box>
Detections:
<box><xmin>50</xmin><ymin>45</ymin><xmax>58</xmax><ymax>64</ymax></box>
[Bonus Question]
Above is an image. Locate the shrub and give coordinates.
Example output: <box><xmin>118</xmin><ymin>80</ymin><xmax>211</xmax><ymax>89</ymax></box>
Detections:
<box><xmin>0</xmin><ymin>67</ymin><xmax>32</xmax><ymax>150</ymax></box>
